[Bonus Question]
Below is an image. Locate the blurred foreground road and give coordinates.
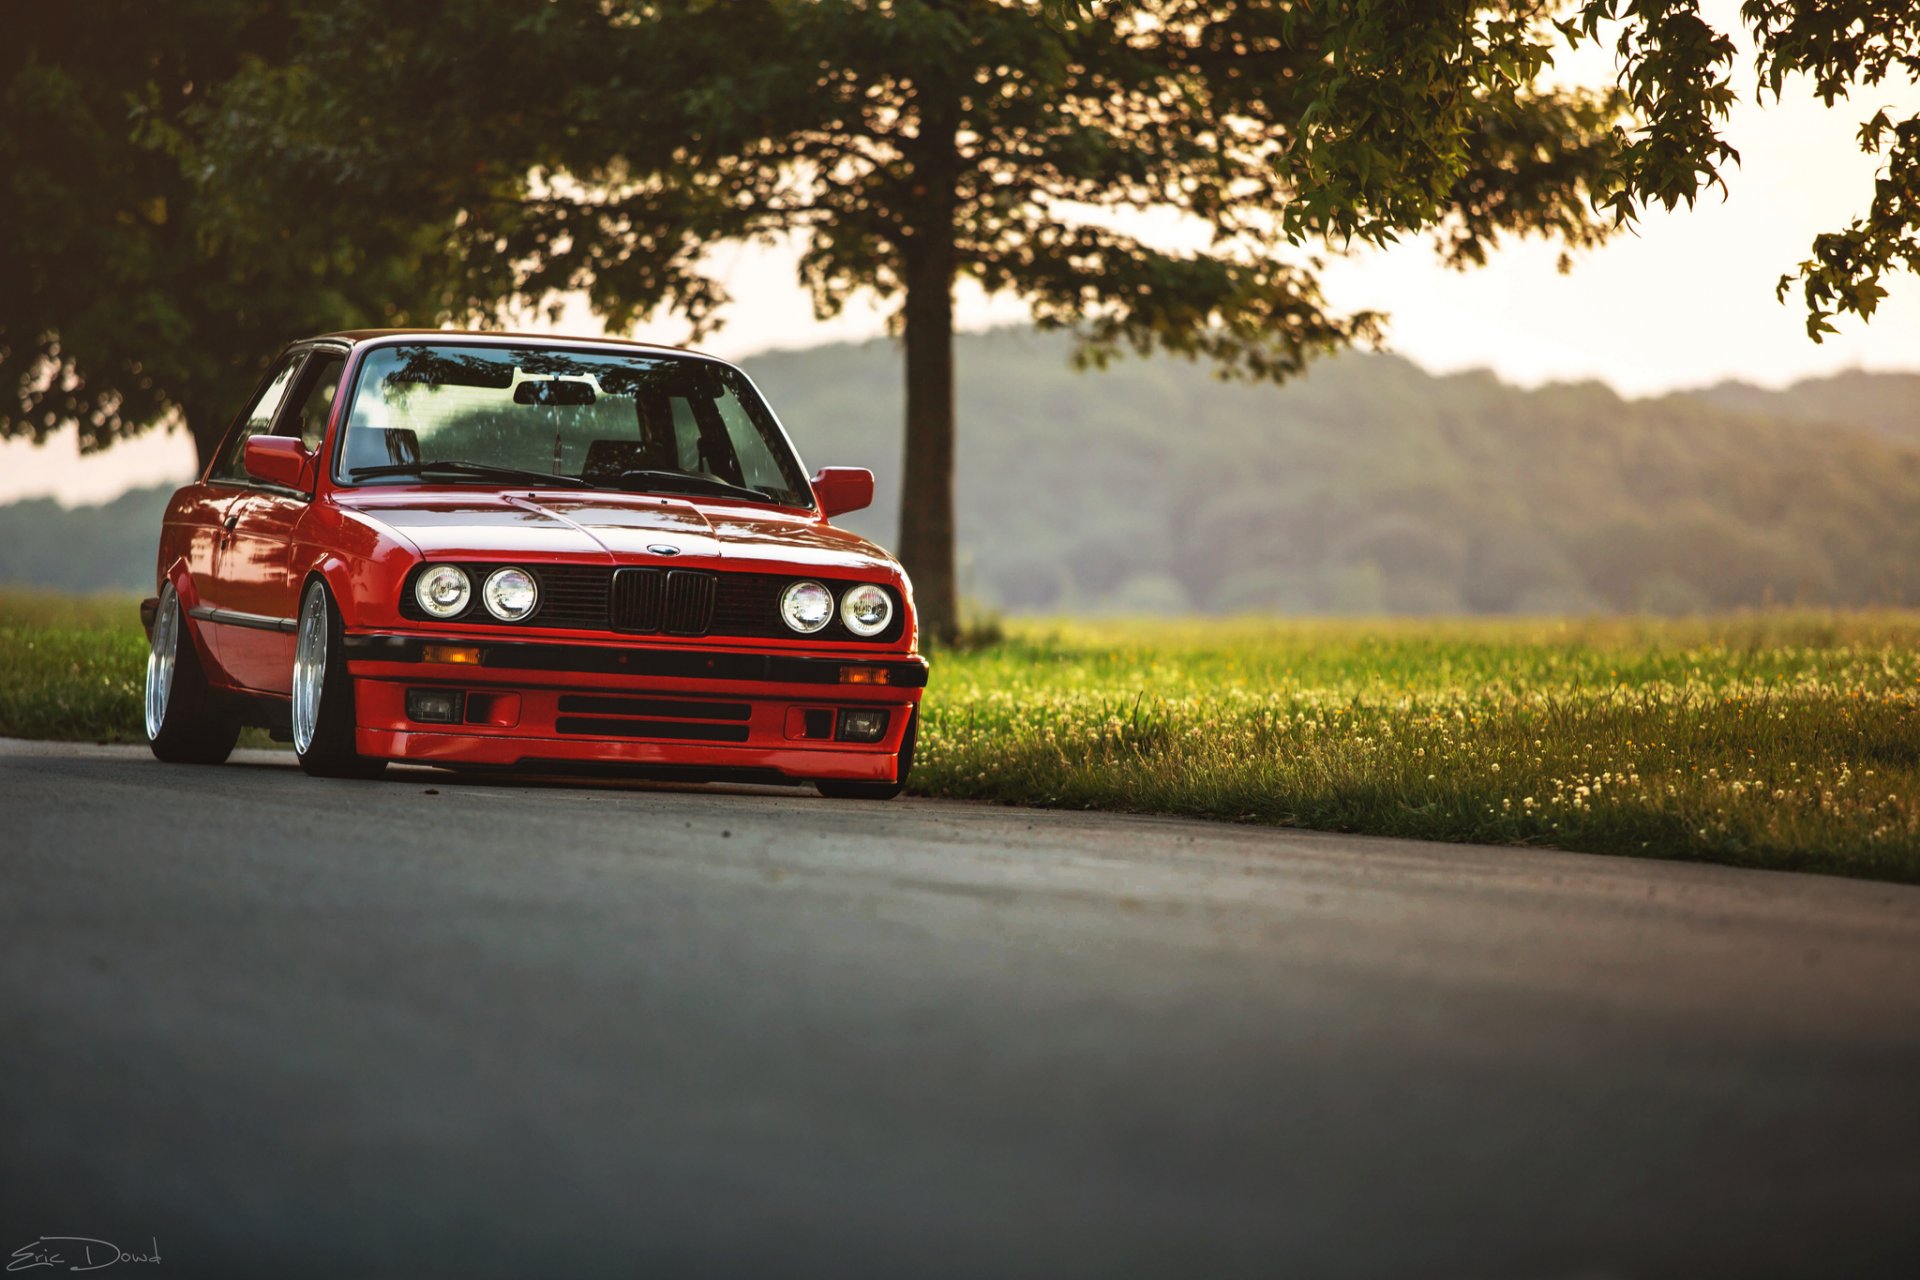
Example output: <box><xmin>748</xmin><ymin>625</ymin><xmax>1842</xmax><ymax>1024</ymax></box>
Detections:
<box><xmin>3</xmin><ymin>738</ymin><xmax>1918</xmax><ymax>1279</ymax></box>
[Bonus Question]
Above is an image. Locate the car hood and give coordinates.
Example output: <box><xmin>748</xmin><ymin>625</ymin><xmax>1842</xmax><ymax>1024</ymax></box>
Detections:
<box><xmin>333</xmin><ymin>489</ymin><xmax>901</xmax><ymax>577</ymax></box>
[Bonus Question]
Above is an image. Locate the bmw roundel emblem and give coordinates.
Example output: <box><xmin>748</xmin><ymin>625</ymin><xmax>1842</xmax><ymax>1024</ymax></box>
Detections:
<box><xmin>647</xmin><ymin>544</ymin><xmax>681</xmax><ymax>557</ymax></box>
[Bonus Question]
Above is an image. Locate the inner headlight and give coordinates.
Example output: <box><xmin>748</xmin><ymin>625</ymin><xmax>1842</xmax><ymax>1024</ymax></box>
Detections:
<box><xmin>483</xmin><ymin>567</ymin><xmax>539</xmax><ymax>621</ymax></box>
<box><xmin>780</xmin><ymin>580</ymin><xmax>834</xmax><ymax>633</ymax></box>
<box><xmin>414</xmin><ymin>565</ymin><xmax>471</xmax><ymax>618</ymax></box>
<box><xmin>840</xmin><ymin>583</ymin><xmax>893</xmax><ymax>636</ymax></box>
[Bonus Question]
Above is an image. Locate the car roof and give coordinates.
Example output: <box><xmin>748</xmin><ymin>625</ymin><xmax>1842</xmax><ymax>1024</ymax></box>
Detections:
<box><xmin>306</xmin><ymin>328</ymin><xmax>710</xmax><ymax>359</ymax></box>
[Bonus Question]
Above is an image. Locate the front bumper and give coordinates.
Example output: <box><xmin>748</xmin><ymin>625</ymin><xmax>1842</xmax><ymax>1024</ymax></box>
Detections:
<box><xmin>344</xmin><ymin>632</ymin><xmax>925</xmax><ymax>780</ymax></box>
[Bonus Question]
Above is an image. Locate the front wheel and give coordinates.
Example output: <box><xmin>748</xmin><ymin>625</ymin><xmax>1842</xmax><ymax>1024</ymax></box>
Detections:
<box><xmin>815</xmin><ymin>708</ymin><xmax>915</xmax><ymax>801</ymax></box>
<box><xmin>292</xmin><ymin>580</ymin><xmax>386</xmax><ymax>780</ymax></box>
<box><xmin>145</xmin><ymin>583</ymin><xmax>240</xmax><ymax>765</ymax></box>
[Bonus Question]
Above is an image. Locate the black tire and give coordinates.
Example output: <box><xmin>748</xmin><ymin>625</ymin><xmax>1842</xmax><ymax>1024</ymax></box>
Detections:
<box><xmin>293</xmin><ymin>579</ymin><xmax>387</xmax><ymax>780</ymax></box>
<box><xmin>145</xmin><ymin>583</ymin><xmax>241</xmax><ymax>765</ymax></box>
<box><xmin>815</xmin><ymin>708</ymin><xmax>915</xmax><ymax>801</ymax></box>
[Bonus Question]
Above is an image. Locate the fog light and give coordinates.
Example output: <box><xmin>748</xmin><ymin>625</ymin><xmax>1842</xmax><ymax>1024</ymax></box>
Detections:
<box><xmin>422</xmin><ymin>644</ymin><xmax>483</xmax><ymax>665</ymax></box>
<box><xmin>836</xmin><ymin>708</ymin><xmax>889</xmax><ymax>743</ymax></box>
<box><xmin>407</xmin><ymin>689</ymin><xmax>466</xmax><ymax>724</ymax></box>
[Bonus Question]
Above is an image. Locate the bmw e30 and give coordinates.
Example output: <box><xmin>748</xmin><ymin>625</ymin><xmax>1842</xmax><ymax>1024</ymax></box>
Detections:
<box><xmin>141</xmin><ymin>332</ymin><xmax>924</xmax><ymax>799</ymax></box>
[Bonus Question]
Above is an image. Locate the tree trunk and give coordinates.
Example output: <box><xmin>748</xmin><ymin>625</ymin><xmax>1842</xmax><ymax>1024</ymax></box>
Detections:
<box><xmin>897</xmin><ymin>96</ymin><xmax>962</xmax><ymax>647</ymax></box>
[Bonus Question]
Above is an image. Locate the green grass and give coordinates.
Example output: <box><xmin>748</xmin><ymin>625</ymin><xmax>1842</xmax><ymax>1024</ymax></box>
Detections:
<box><xmin>919</xmin><ymin>616</ymin><xmax>1920</xmax><ymax>882</ymax></box>
<box><xmin>4</xmin><ymin>590</ymin><xmax>1916</xmax><ymax>880</ymax></box>
<box><xmin>0</xmin><ymin>590</ymin><xmax>149</xmax><ymax>742</ymax></box>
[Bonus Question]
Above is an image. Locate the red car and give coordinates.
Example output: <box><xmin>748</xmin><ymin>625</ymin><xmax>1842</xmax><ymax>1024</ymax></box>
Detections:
<box><xmin>141</xmin><ymin>331</ymin><xmax>925</xmax><ymax>798</ymax></box>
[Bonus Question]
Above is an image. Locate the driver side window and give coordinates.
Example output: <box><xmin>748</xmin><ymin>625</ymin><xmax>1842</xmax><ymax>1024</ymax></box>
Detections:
<box><xmin>284</xmin><ymin>356</ymin><xmax>346</xmax><ymax>452</ymax></box>
<box><xmin>210</xmin><ymin>355</ymin><xmax>301</xmax><ymax>483</ymax></box>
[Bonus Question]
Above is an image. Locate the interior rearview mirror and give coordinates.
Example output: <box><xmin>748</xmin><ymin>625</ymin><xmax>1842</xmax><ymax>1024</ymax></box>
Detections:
<box><xmin>513</xmin><ymin>378</ymin><xmax>597</xmax><ymax>406</ymax></box>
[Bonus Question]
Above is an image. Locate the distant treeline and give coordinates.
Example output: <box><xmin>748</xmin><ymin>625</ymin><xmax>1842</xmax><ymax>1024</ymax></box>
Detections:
<box><xmin>6</xmin><ymin>329</ymin><xmax>1920</xmax><ymax>614</ymax></box>
<box><xmin>0</xmin><ymin>484</ymin><xmax>166</xmax><ymax>596</ymax></box>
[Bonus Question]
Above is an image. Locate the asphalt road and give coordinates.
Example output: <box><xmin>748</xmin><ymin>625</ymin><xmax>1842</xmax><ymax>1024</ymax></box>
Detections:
<box><xmin>3</xmin><ymin>739</ymin><xmax>1918</xmax><ymax>1279</ymax></box>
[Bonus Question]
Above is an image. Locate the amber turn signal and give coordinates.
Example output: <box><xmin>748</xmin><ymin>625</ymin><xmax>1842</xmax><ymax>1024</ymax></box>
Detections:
<box><xmin>422</xmin><ymin>644</ymin><xmax>484</xmax><ymax>665</ymax></box>
<box><xmin>839</xmin><ymin>666</ymin><xmax>889</xmax><ymax>685</ymax></box>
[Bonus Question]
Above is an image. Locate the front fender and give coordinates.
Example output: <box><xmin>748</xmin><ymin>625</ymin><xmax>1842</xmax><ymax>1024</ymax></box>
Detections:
<box><xmin>294</xmin><ymin>497</ymin><xmax>420</xmax><ymax>631</ymax></box>
<box><xmin>305</xmin><ymin>550</ymin><xmax>411</xmax><ymax>633</ymax></box>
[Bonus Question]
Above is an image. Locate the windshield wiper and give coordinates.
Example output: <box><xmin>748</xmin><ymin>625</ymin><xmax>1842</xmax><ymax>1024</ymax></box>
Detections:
<box><xmin>606</xmin><ymin>469</ymin><xmax>777</xmax><ymax>504</ymax></box>
<box><xmin>348</xmin><ymin>460</ymin><xmax>593</xmax><ymax>489</ymax></box>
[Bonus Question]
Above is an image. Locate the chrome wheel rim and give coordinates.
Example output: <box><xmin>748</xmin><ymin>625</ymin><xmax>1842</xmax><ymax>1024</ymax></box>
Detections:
<box><xmin>292</xmin><ymin>586</ymin><xmax>327</xmax><ymax>755</ymax></box>
<box><xmin>144</xmin><ymin>587</ymin><xmax>178</xmax><ymax>741</ymax></box>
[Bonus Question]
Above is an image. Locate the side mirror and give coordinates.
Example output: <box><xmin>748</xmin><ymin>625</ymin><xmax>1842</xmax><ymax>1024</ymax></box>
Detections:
<box><xmin>244</xmin><ymin>435</ymin><xmax>315</xmax><ymax>493</ymax></box>
<box><xmin>811</xmin><ymin>467</ymin><xmax>874</xmax><ymax>519</ymax></box>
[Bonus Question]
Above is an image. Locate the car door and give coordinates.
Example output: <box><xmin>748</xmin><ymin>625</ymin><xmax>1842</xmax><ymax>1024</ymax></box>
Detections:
<box><xmin>195</xmin><ymin>353</ymin><xmax>305</xmax><ymax>683</ymax></box>
<box><xmin>218</xmin><ymin>350</ymin><xmax>348</xmax><ymax>693</ymax></box>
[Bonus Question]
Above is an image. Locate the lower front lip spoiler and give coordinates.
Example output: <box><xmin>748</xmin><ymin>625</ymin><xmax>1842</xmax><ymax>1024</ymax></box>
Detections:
<box><xmin>341</xmin><ymin>634</ymin><xmax>929</xmax><ymax>688</ymax></box>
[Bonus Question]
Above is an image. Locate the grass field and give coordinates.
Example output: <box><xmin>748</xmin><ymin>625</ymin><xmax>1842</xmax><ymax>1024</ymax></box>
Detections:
<box><xmin>924</xmin><ymin>615</ymin><xmax>1920</xmax><ymax>882</ymax></box>
<box><xmin>0</xmin><ymin>591</ymin><xmax>150</xmax><ymax>743</ymax></box>
<box><xmin>3</xmin><ymin>590</ymin><xmax>1916</xmax><ymax>881</ymax></box>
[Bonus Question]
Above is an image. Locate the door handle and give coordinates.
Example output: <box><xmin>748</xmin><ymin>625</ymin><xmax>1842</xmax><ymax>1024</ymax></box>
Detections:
<box><xmin>223</xmin><ymin>514</ymin><xmax>240</xmax><ymax>532</ymax></box>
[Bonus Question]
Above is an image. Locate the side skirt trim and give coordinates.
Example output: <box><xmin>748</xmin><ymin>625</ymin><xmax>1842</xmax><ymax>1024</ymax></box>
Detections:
<box><xmin>189</xmin><ymin>606</ymin><xmax>298</xmax><ymax>634</ymax></box>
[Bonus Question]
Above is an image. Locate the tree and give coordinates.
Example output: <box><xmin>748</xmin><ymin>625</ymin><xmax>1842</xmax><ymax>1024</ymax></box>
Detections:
<box><xmin>48</xmin><ymin>2</ymin><xmax>1920</xmax><ymax>640</ymax></box>
<box><xmin>0</xmin><ymin>1</ymin><xmax>466</xmax><ymax>465</ymax></box>
<box><xmin>205</xmin><ymin>0</ymin><xmax>1624</xmax><ymax>641</ymax></box>
<box><xmin>1564</xmin><ymin>0</ymin><xmax>1920</xmax><ymax>339</ymax></box>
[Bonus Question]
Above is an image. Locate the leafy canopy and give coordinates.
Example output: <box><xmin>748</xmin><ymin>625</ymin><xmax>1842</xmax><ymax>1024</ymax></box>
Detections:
<box><xmin>0</xmin><ymin>1</ymin><xmax>469</xmax><ymax>461</ymax></box>
<box><xmin>209</xmin><ymin>0</ymin><xmax>1920</xmax><ymax>359</ymax></box>
<box><xmin>205</xmin><ymin>0</ymin><xmax>1625</xmax><ymax>380</ymax></box>
<box><xmin>11</xmin><ymin>1</ymin><xmax>1918</xmax><ymax>466</ymax></box>
<box><xmin>1561</xmin><ymin>0</ymin><xmax>1920</xmax><ymax>337</ymax></box>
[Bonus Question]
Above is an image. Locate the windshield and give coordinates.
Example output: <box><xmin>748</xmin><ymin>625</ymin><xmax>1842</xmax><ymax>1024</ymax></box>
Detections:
<box><xmin>333</xmin><ymin>342</ymin><xmax>813</xmax><ymax>507</ymax></box>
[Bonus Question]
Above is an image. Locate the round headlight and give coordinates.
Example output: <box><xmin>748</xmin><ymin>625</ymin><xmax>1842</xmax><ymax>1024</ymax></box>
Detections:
<box><xmin>840</xmin><ymin>583</ymin><xmax>893</xmax><ymax>636</ymax></box>
<box><xmin>780</xmin><ymin>580</ymin><xmax>834</xmax><ymax>633</ymax></box>
<box><xmin>483</xmin><ymin>567</ymin><xmax>539</xmax><ymax>621</ymax></box>
<box><xmin>414</xmin><ymin>565</ymin><xmax>471</xmax><ymax>618</ymax></box>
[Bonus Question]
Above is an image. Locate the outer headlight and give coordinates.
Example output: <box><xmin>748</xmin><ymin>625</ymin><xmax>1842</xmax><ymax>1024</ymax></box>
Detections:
<box><xmin>840</xmin><ymin>583</ymin><xmax>893</xmax><ymax>636</ymax></box>
<box><xmin>414</xmin><ymin>565</ymin><xmax>471</xmax><ymax>618</ymax></box>
<box><xmin>483</xmin><ymin>567</ymin><xmax>539</xmax><ymax>621</ymax></box>
<box><xmin>780</xmin><ymin>580</ymin><xmax>834</xmax><ymax>633</ymax></box>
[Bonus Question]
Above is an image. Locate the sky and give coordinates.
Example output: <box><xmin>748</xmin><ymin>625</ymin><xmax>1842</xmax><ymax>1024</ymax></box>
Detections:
<box><xmin>7</xmin><ymin>6</ymin><xmax>1919</xmax><ymax>506</ymax></box>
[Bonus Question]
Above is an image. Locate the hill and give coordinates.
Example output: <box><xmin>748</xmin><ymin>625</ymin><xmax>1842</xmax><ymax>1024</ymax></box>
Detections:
<box><xmin>751</xmin><ymin>331</ymin><xmax>1920</xmax><ymax>614</ymax></box>
<box><xmin>0</xmin><ymin>485</ymin><xmax>169</xmax><ymax>596</ymax></box>
<box><xmin>5</xmin><ymin>329</ymin><xmax>1920</xmax><ymax>614</ymax></box>
<box><xmin>1684</xmin><ymin>370</ymin><xmax>1920</xmax><ymax>449</ymax></box>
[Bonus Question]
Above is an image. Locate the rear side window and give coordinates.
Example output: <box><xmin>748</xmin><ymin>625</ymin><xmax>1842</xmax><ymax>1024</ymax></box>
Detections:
<box><xmin>210</xmin><ymin>356</ymin><xmax>301</xmax><ymax>482</ymax></box>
